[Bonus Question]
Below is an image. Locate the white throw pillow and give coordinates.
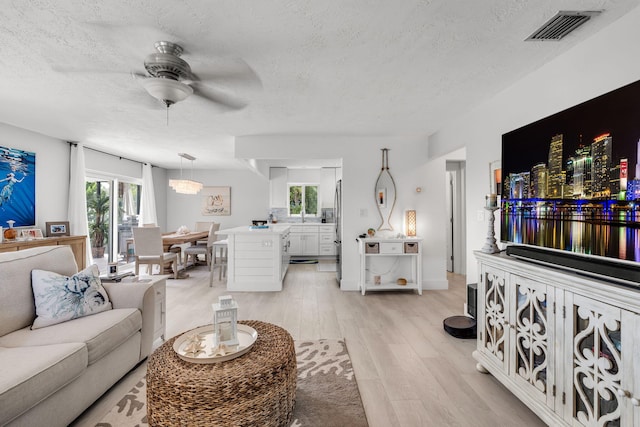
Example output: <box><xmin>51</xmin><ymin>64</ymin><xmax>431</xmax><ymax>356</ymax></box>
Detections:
<box><xmin>31</xmin><ymin>265</ymin><xmax>112</xmax><ymax>329</ymax></box>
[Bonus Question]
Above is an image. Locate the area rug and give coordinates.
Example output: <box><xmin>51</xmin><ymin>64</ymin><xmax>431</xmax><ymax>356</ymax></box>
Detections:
<box><xmin>289</xmin><ymin>259</ymin><xmax>319</xmax><ymax>264</ymax></box>
<box><xmin>97</xmin><ymin>339</ymin><xmax>368</xmax><ymax>427</ymax></box>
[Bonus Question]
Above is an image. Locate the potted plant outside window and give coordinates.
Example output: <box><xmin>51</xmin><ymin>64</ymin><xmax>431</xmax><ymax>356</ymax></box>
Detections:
<box><xmin>87</xmin><ymin>187</ymin><xmax>109</xmax><ymax>258</ymax></box>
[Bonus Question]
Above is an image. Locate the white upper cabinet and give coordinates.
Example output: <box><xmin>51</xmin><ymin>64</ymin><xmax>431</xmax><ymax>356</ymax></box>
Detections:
<box><xmin>321</xmin><ymin>167</ymin><xmax>337</xmax><ymax>208</ymax></box>
<box><xmin>269</xmin><ymin>167</ymin><xmax>288</xmax><ymax>208</ymax></box>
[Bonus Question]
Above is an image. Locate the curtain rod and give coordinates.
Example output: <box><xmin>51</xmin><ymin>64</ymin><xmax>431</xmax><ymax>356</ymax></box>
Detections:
<box><xmin>67</xmin><ymin>141</ymin><xmax>156</xmax><ymax>167</ymax></box>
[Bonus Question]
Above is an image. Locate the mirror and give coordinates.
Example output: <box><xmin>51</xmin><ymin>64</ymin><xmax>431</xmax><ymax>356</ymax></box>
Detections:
<box><xmin>375</xmin><ymin>148</ymin><xmax>396</xmax><ymax>230</ymax></box>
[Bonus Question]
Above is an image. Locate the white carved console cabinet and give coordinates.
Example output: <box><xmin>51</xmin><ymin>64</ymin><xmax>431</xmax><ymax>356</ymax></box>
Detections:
<box><xmin>474</xmin><ymin>251</ymin><xmax>640</xmax><ymax>427</ymax></box>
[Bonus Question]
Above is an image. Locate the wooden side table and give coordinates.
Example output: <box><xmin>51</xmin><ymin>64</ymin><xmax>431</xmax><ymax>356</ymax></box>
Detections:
<box><xmin>147</xmin><ymin>320</ymin><xmax>296</xmax><ymax>427</ymax></box>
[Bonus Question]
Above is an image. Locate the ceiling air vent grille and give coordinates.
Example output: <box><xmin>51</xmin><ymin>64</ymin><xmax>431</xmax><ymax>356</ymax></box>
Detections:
<box><xmin>526</xmin><ymin>11</ymin><xmax>601</xmax><ymax>41</ymax></box>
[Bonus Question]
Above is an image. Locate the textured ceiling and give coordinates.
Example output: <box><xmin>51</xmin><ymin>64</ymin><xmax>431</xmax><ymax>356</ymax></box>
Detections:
<box><xmin>1</xmin><ymin>0</ymin><xmax>638</xmax><ymax>169</ymax></box>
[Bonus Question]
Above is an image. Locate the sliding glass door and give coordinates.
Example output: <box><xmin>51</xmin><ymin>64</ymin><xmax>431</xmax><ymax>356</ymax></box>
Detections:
<box><xmin>86</xmin><ymin>175</ymin><xmax>141</xmax><ymax>270</ymax></box>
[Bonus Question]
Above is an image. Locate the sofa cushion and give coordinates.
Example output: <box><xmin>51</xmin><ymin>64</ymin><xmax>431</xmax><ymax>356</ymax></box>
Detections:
<box><xmin>0</xmin><ymin>308</ymin><xmax>141</xmax><ymax>365</ymax></box>
<box><xmin>0</xmin><ymin>343</ymin><xmax>87</xmax><ymax>425</ymax></box>
<box><xmin>0</xmin><ymin>246</ymin><xmax>78</xmax><ymax>337</ymax></box>
<box><xmin>31</xmin><ymin>264</ymin><xmax>112</xmax><ymax>329</ymax></box>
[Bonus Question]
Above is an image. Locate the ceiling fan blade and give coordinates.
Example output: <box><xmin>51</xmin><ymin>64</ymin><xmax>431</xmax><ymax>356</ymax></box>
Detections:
<box><xmin>189</xmin><ymin>58</ymin><xmax>262</xmax><ymax>90</ymax></box>
<box><xmin>51</xmin><ymin>65</ymin><xmax>130</xmax><ymax>75</ymax></box>
<box><xmin>191</xmin><ymin>82</ymin><xmax>248</xmax><ymax>111</ymax></box>
<box><xmin>130</xmin><ymin>70</ymin><xmax>149</xmax><ymax>80</ymax></box>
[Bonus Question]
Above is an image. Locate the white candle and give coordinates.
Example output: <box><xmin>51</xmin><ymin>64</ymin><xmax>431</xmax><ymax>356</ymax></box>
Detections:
<box><xmin>486</xmin><ymin>194</ymin><xmax>497</xmax><ymax>208</ymax></box>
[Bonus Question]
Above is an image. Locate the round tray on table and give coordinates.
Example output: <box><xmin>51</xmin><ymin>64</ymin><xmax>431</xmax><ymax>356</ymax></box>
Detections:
<box><xmin>172</xmin><ymin>324</ymin><xmax>258</xmax><ymax>364</ymax></box>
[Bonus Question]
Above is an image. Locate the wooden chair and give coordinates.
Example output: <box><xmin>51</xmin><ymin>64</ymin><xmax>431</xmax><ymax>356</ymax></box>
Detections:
<box><xmin>132</xmin><ymin>226</ymin><xmax>179</xmax><ymax>279</ymax></box>
<box><xmin>183</xmin><ymin>223</ymin><xmax>219</xmax><ymax>266</ymax></box>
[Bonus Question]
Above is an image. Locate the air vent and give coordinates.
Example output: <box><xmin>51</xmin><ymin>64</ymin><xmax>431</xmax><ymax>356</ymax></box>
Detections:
<box><xmin>526</xmin><ymin>11</ymin><xmax>601</xmax><ymax>41</ymax></box>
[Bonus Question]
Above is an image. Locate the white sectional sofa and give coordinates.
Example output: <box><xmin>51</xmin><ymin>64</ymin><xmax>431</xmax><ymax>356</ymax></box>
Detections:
<box><xmin>0</xmin><ymin>245</ymin><xmax>162</xmax><ymax>426</ymax></box>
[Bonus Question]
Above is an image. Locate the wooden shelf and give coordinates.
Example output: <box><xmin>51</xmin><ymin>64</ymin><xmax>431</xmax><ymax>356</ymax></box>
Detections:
<box><xmin>0</xmin><ymin>235</ymin><xmax>87</xmax><ymax>270</ymax></box>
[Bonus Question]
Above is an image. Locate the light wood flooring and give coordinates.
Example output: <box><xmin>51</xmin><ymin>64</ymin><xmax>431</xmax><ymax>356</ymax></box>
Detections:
<box><xmin>71</xmin><ymin>263</ymin><xmax>545</xmax><ymax>427</ymax></box>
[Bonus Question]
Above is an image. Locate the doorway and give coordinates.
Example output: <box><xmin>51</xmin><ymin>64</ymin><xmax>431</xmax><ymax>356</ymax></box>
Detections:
<box><xmin>446</xmin><ymin>161</ymin><xmax>466</xmax><ymax>274</ymax></box>
<box><xmin>86</xmin><ymin>175</ymin><xmax>141</xmax><ymax>271</ymax></box>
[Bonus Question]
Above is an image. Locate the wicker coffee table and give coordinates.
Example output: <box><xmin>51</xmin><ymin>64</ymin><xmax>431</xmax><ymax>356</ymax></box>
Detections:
<box><xmin>147</xmin><ymin>320</ymin><xmax>296</xmax><ymax>427</ymax></box>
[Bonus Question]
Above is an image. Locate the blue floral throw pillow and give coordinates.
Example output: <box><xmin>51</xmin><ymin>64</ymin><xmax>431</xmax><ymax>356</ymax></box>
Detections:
<box><xmin>31</xmin><ymin>265</ymin><xmax>112</xmax><ymax>329</ymax></box>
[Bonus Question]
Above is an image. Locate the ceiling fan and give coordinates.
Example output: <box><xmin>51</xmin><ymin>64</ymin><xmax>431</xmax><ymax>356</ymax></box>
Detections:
<box><xmin>132</xmin><ymin>41</ymin><xmax>260</xmax><ymax>110</ymax></box>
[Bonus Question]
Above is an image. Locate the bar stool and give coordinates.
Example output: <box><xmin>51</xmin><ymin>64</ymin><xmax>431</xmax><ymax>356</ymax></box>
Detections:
<box><xmin>210</xmin><ymin>239</ymin><xmax>228</xmax><ymax>287</ymax></box>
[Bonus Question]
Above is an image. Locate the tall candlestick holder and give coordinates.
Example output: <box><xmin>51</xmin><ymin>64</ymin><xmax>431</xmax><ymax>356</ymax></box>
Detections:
<box><xmin>481</xmin><ymin>206</ymin><xmax>500</xmax><ymax>254</ymax></box>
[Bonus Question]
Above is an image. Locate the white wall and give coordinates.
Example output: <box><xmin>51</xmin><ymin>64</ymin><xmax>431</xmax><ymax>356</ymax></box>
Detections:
<box><xmin>165</xmin><ymin>168</ymin><xmax>270</xmax><ymax>232</ymax></box>
<box><xmin>236</xmin><ymin>135</ymin><xmax>449</xmax><ymax>291</ymax></box>
<box><xmin>0</xmin><ymin>123</ymin><xmax>170</xmax><ymax>234</ymax></box>
<box><xmin>428</xmin><ymin>5</ymin><xmax>640</xmax><ymax>284</ymax></box>
<box><xmin>0</xmin><ymin>123</ymin><xmax>69</xmax><ymax>229</ymax></box>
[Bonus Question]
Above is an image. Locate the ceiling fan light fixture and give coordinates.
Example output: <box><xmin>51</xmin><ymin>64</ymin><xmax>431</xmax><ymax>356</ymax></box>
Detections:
<box><xmin>142</xmin><ymin>78</ymin><xmax>193</xmax><ymax>107</ymax></box>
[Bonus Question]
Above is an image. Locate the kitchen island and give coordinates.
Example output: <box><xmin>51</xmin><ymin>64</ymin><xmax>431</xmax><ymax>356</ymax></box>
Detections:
<box><xmin>220</xmin><ymin>225</ymin><xmax>291</xmax><ymax>291</ymax></box>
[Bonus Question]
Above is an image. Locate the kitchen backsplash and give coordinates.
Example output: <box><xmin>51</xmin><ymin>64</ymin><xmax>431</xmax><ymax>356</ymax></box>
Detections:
<box><xmin>270</xmin><ymin>207</ymin><xmax>334</xmax><ymax>223</ymax></box>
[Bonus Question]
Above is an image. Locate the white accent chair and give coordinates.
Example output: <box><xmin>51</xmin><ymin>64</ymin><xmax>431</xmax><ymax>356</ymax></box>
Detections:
<box><xmin>183</xmin><ymin>223</ymin><xmax>219</xmax><ymax>267</ymax></box>
<box><xmin>132</xmin><ymin>226</ymin><xmax>179</xmax><ymax>279</ymax></box>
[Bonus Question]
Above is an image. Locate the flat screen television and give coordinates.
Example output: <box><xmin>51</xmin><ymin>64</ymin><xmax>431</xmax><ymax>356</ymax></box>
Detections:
<box><xmin>500</xmin><ymin>79</ymin><xmax>640</xmax><ymax>278</ymax></box>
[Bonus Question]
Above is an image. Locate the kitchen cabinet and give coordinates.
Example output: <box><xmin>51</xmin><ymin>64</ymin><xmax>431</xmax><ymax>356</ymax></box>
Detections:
<box><xmin>321</xmin><ymin>167</ymin><xmax>337</xmax><ymax>208</ymax></box>
<box><xmin>222</xmin><ymin>225</ymin><xmax>291</xmax><ymax>291</ymax></box>
<box><xmin>357</xmin><ymin>238</ymin><xmax>422</xmax><ymax>295</ymax></box>
<box><xmin>269</xmin><ymin>167</ymin><xmax>288</xmax><ymax>208</ymax></box>
<box><xmin>289</xmin><ymin>225</ymin><xmax>319</xmax><ymax>256</ymax></box>
<box><xmin>318</xmin><ymin>225</ymin><xmax>336</xmax><ymax>256</ymax></box>
<box><xmin>475</xmin><ymin>251</ymin><xmax>640</xmax><ymax>427</ymax></box>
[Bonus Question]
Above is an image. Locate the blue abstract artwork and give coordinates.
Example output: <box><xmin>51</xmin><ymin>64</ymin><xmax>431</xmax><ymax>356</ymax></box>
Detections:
<box><xmin>0</xmin><ymin>145</ymin><xmax>36</xmax><ymax>227</ymax></box>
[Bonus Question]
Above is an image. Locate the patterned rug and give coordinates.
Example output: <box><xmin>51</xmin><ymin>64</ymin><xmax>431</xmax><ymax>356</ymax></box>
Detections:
<box><xmin>97</xmin><ymin>339</ymin><xmax>368</xmax><ymax>427</ymax></box>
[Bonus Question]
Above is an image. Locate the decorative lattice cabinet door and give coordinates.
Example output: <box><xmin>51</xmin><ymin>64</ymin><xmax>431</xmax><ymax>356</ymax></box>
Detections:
<box><xmin>509</xmin><ymin>274</ymin><xmax>556</xmax><ymax>410</ymax></box>
<box><xmin>478</xmin><ymin>265</ymin><xmax>509</xmax><ymax>374</ymax></box>
<box><xmin>563</xmin><ymin>292</ymin><xmax>639</xmax><ymax>427</ymax></box>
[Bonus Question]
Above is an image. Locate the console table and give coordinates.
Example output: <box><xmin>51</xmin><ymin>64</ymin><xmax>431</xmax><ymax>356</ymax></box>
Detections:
<box><xmin>357</xmin><ymin>237</ymin><xmax>422</xmax><ymax>295</ymax></box>
<box><xmin>0</xmin><ymin>235</ymin><xmax>86</xmax><ymax>270</ymax></box>
<box><xmin>474</xmin><ymin>250</ymin><xmax>640</xmax><ymax>427</ymax></box>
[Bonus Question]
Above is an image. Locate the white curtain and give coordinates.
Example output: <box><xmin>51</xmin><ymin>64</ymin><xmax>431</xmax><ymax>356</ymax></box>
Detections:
<box><xmin>68</xmin><ymin>143</ymin><xmax>92</xmax><ymax>267</ymax></box>
<box><xmin>140</xmin><ymin>163</ymin><xmax>158</xmax><ymax>226</ymax></box>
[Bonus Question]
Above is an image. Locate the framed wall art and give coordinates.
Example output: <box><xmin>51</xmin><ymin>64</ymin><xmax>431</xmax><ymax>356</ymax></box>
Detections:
<box><xmin>201</xmin><ymin>187</ymin><xmax>231</xmax><ymax>216</ymax></box>
<box><xmin>0</xmin><ymin>145</ymin><xmax>36</xmax><ymax>227</ymax></box>
<box><xmin>46</xmin><ymin>221</ymin><xmax>70</xmax><ymax>237</ymax></box>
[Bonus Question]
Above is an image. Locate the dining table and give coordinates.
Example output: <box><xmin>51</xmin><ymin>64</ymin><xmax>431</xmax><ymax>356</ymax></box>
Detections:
<box><xmin>161</xmin><ymin>230</ymin><xmax>209</xmax><ymax>253</ymax></box>
<box><xmin>160</xmin><ymin>230</ymin><xmax>210</xmax><ymax>278</ymax></box>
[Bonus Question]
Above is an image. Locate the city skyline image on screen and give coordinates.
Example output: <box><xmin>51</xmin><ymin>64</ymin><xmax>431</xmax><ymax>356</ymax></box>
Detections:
<box><xmin>501</xmin><ymin>79</ymin><xmax>640</xmax><ymax>263</ymax></box>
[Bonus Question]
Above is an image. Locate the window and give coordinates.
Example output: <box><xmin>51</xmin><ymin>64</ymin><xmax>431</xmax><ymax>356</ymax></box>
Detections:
<box><xmin>288</xmin><ymin>184</ymin><xmax>319</xmax><ymax>217</ymax></box>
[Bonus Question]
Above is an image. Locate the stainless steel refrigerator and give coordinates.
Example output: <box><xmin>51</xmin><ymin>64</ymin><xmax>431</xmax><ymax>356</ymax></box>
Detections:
<box><xmin>334</xmin><ymin>179</ymin><xmax>342</xmax><ymax>283</ymax></box>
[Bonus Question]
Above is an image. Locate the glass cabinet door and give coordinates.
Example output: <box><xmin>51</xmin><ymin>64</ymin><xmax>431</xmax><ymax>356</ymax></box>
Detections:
<box><xmin>564</xmin><ymin>293</ymin><xmax>629</xmax><ymax>427</ymax></box>
<box><xmin>479</xmin><ymin>266</ymin><xmax>509</xmax><ymax>373</ymax></box>
<box><xmin>510</xmin><ymin>275</ymin><xmax>554</xmax><ymax>409</ymax></box>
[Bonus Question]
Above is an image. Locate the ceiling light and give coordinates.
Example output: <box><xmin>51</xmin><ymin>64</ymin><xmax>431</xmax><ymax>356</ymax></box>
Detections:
<box><xmin>142</xmin><ymin>78</ymin><xmax>193</xmax><ymax>108</ymax></box>
<box><xmin>169</xmin><ymin>153</ymin><xmax>203</xmax><ymax>195</ymax></box>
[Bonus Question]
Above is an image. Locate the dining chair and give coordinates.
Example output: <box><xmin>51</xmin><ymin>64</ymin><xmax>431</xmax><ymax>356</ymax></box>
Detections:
<box><xmin>210</xmin><ymin>234</ymin><xmax>228</xmax><ymax>286</ymax></box>
<box><xmin>194</xmin><ymin>221</ymin><xmax>217</xmax><ymax>246</ymax></box>
<box><xmin>132</xmin><ymin>226</ymin><xmax>179</xmax><ymax>279</ymax></box>
<box><xmin>183</xmin><ymin>223</ymin><xmax>218</xmax><ymax>266</ymax></box>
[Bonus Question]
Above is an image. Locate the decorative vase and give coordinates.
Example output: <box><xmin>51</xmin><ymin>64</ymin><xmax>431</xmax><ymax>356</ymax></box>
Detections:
<box><xmin>4</xmin><ymin>220</ymin><xmax>17</xmax><ymax>240</ymax></box>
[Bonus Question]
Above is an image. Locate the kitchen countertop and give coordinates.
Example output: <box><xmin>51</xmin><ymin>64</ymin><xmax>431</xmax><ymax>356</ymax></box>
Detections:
<box><xmin>220</xmin><ymin>225</ymin><xmax>291</xmax><ymax>234</ymax></box>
